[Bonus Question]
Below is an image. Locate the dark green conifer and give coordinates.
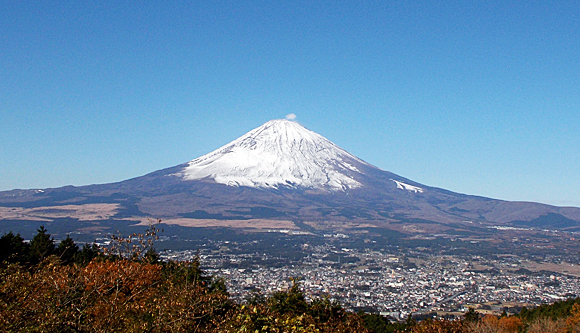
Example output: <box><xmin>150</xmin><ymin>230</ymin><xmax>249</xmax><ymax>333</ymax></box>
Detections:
<box><xmin>0</xmin><ymin>231</ymin><xmax>29</xmax><ymax>264</ymax></box>
<box><xmin>268</xmin><ymin>279</ymin><xmax>308</xmax><ymax>314</ymax></box>
<box><xmin>464</xmin><ymin>307</ymin><xmax>480</xmax><ymax>323</ymax></box>
<box><xmin>75</xmin><ymin>243</ymin><xmax>100</xmax><ymax>265</ymax></box>
<box><xmin>405</xmin><ymin>313</ymin><xmax>417</xmax><ymax>327</ymax></box>
<box><xmin>56</xmin><ymin>235</ymin><xmax>79</xmax><ymax>265</ymax></box>
<box><xmin>28</xmin><ymin>226</ymin><xmax>55</xmax><ymax>264</ymax></box>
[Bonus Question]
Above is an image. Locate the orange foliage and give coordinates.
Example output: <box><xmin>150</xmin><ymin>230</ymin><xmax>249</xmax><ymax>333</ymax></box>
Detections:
<box><xmin>565</xmin><ymin>303</ymin><xmax>580</xmax><ymax>332</ymax></box>
<box><xmin>482</xmin><ymin>314</ymin><xmax>499</xmax><ymax>326</ymax></box>
<box><xmin>498</xmin><ymin>316</ymin><xmax>523</xmax><ymax>332</ymax></box>
<box><xmin>5</xmin><ymin>244</ymin><xmax>579</xmax><ymax>333</ymax></box>
<box><xmin>466</xmin><ymin>314</ymin><xmax>523</xmax><ymax>333</ymax></box>
<box><xmin>0</xmin><ymin>258</ymin><xmax>229</xmax><ymax>333</ymax></box>
<box><xmin>527</xmin><ymin>317</ymin><xmax>567</xmax><ymax>333</ymax></box>
<box><xmin>410</xmin><ymin>318</ymin><xmax>465</xmax><ymax>333</ymax></box>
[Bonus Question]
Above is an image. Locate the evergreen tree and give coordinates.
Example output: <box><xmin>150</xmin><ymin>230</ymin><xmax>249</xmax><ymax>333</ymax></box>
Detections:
<box><xmin>519</xmin><ymin>306</ymin><xmax>529</xmax><ymax>320</ymax></box>
<box><xmin>75</xmin><ymin>243</ymin><xmax>100</xmax><ymax>265</ymax></box>
<box><xmin>268</xmin><ymin>279</ymin><xmax>308</xmax><ymax>315</ymax></box>
<box><xmin>0</xmin><ymin>231</ymin><xmax>29</xmax><ymax>264</ymax></box>
<box><xmin>361</xmin><ymin>313</ymin><xmax>410</xmax><ymax>333</ymax></box>
<box><xmin>405</xmin><ymin>313</ymin><xmax>417</xmax><ymax>327</ymax></box>
<box><xmin>464</xmin><ymin>307</ymin><xmax>480</xmax><ymax>323</ymax></box>
<box><xmin>28</xmin><ymin>226</ymin><xmax>55</xmax><ymax>264</ymax></box>
<box><xmin>56</xmin><ymin>235</ymin><xmax>79</xmax><ymax>265</ymax></box>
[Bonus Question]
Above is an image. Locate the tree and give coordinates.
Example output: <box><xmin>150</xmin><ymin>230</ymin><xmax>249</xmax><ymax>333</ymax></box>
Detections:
<box><xmin>410</xmin><ymin>318</ymin><xmax>464</xmax><ymax>333</ymax></box>
<box><xmin>28</xmin><ymin>226</ymin><xmax>55</xmax><ymax>264</ymax></box>
<box><xmin>464</xmin><ymin>307</ymin><xmax>479</xmax><ymax>323</ymax></box>
<box><xmin>0</xmin><ymin>231</ymin><xmax>29</xmax><ymax>264</ymax></box>
<box><xmin>76</xmin><ymin>243</ymin><xmax>101</xmax><ymax>265</ymax></box>
<box><xmin>245</xmin><ymin>288</ymin><xmax>267</xmax><ymax>305</ymax></box>
<box><xmin>268</xmin><ymin>279</ymin><xmax>308</xmax><ymax>315</ymax></box>
<box><xmin>143</xmin><ymin>247</ymin><xmax>160</xmax><ymax>264</ymax></box>
<box><xmin>56</xmin><ymin>234</ymin><xmax>79</xmax><ymax>265</ymax></box>
<box><xmin>498</xmin><ymin>316</ymin><xmax>523</xmax><ymax>332</ymax></box>
<box><xmin>105</xmin><ymin>220</ymin><xmax>162</xmax><ymax>262</ymax></box>
<box><xmin>566</xmin><ymin>303</ymin><xmax>580</xmax><ymax>332</ymax></box>
<box><xmin>405</xmin><ymin>313</ymin><xmax>417</xmax><ymax>327</ymax></box>
<box><xmin>361</xmin><ymin>313</ymin><xmax>409</xmax><ymax>333</ymax></box>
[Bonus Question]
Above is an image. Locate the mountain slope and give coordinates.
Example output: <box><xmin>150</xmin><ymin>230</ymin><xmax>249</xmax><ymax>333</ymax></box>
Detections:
<box><xmin>177</xmin><ymin>119</ymin><xmax>375</xmax><ymax>191</ymax></box>
<box><xmin>1</xmin><ymin>119</ymin><xmax>579</xmax><ymax>234</ymax></box>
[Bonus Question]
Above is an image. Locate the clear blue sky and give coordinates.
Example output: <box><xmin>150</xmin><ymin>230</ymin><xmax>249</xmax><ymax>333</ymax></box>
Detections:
<box><xmin>1</xmin><ymin>1</ymin><xmax>579</xmax><ymax>207</ymax></box>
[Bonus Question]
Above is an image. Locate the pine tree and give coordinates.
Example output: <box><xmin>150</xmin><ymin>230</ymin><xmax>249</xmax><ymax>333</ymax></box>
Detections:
<box><xmin>268</xmin><ymin>279</ymin><xmax>308</xmax><ymax>314</ymax></box>
<box><xmin>28</xmin><ymin>226</ymin><xmax>55</xmax><ymax>264</ymax></box>
<box><xmin>0</xmin><ymin>231</ymin><xmax>30</xmax><ymax>264</ymax></box>
<box><xmin>76</xmin><ymin>243</ymin><xmax>100</xmax><ymax>265</ymax></box>
<box><xmin>56</xmin><ymin>235</ymin><xmax>79</xmax><ymax>265</ymax></box>
<box><xmin>464</xmin><ymin>307</ymin><xmax>480</xmax><ymax>323</ymax></box>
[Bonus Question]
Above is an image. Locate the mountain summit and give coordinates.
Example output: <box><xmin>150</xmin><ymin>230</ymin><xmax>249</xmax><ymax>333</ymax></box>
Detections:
<box><xmin>178</xmin><ymin>119</ymin><xmax>375</xmax><ymax>191</ymax></box>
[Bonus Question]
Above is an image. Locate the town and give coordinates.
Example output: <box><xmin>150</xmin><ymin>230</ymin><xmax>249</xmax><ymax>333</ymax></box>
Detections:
<box><xmin>158</xmin><ymin>230</ymin><xmax>580</xmax><ymax>321</ymax></box>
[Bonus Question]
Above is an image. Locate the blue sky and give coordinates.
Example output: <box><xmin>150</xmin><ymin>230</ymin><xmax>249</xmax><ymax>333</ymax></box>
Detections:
<box><xmin>1</xmin><ymin>1</ymin><xmax>579</xmax><ymax>206</ymax></box>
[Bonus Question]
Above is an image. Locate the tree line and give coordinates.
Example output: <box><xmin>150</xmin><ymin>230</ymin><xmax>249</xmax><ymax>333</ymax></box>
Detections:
<box><xmin>0</xmin><ymin>226</ymin><xmax>100</xmax><ymax>267</ymax></box>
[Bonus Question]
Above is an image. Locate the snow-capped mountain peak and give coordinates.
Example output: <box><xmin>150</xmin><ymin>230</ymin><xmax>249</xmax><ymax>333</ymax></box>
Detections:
<box><xmin>178</xmin><ymin>119</ymin><xmax>375</xmax><ymax>191</ymax></box>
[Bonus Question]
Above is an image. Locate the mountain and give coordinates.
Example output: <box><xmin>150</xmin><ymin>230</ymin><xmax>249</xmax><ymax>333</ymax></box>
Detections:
<box><xmin>1</xmin><ymin>119</ymin><xmax>580</xmax><ymax>236</ymax></box>
<box><xmin>177</xmin><ymin>119</ymin><xmax>371</xmax><ymax>192</ymax></box>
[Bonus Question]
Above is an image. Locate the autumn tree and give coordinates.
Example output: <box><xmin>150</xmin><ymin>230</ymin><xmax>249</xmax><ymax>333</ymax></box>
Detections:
<box><xmin>105</xmin><ymin>220</ymin><xmax>162</xmax><ymax>261</ymax></box>
<box><xmin>466</xmin><ymin>314</ymin><xmax>523</xmax><ymax>333</ymax></box>
<box><xmin>410</xmin><ymin>318</ymin><xmax>465</xmax><ymax>333</ymax></box>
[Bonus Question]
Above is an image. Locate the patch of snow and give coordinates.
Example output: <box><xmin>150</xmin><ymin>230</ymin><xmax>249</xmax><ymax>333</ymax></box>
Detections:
<box><xmin>391</xmin><ymin>179</ymin><xmax>424</xmax><ymax>193</ymax></box>
<box><xmin>488</xmin><ymin>226</ymin><xmax>531</xmax><ymax>231</ymax></box>
<box><xmin>177</xmin><ymin>119</ymin><xmax>376</xmax><ymax>191</ymax></box>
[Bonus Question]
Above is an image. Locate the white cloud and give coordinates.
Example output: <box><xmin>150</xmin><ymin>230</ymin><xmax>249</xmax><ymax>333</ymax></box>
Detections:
<box><xmin>285</xmin><ymin>113</ymin><xmax>297</xmax><ymax>120</ymax></box>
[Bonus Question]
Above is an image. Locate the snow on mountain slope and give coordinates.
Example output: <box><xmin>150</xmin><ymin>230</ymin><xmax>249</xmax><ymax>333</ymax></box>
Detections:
<box><xmin>391</xmin><ymin>180</ymin><xmax>424</xmax><ymax>193</ymax></box>
<box><xmin>178</xmin><ymin>119</ymin><xmax>376</xmax><ymax>191</ymax></box>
